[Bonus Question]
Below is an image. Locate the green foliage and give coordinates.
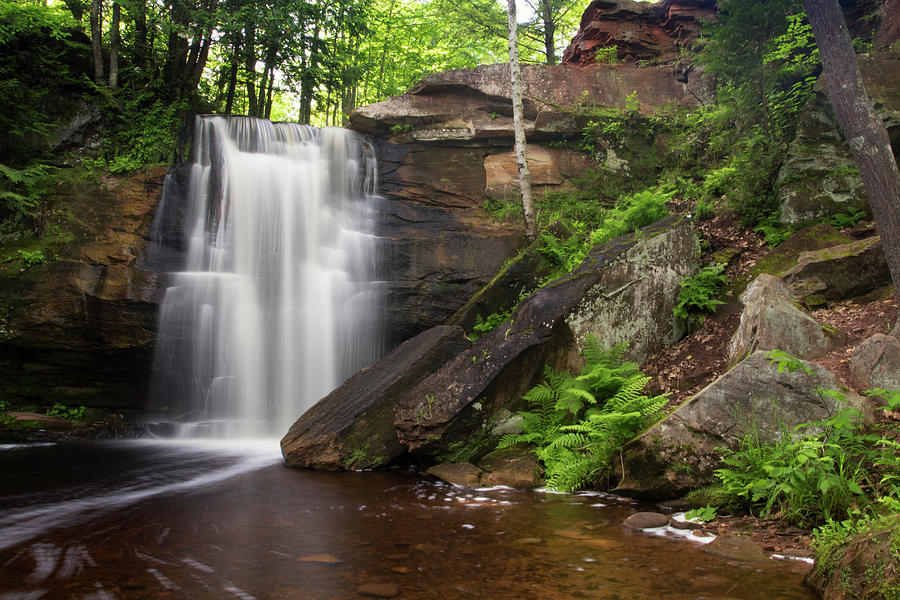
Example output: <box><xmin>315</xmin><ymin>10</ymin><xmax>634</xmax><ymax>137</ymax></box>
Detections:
<box><xmin>47</xmin><ymin>403</ymin><xmax>87</xmax><ymax>422</ymax></box>
<box><xmin>94</xmin><ymin>99</ymin><xmax>188</xmax><ymax>174</ymax></box>
<box><xmin>13</xmin><ymin>248</ymin><xmax>45</xmax><ymax>268</ymax></box>
<box><xmin>673</xmin><ymin>262</ymin><xmax>728</xmax><ymax>320</ymax></box>
<box><xmin>470</xmin><ymin>309</ymin><xmax>513</xmax><ymax>342</ymax></box>
<box><xmin>685</xmin><ymin>505</ymin><xmax>718</xmax><ymax>523</ymax></box>
<box><xmin>0</xmin><ymin>162</ymin><xmax>56</xmax><ymax>239</ymax></box>
<box><xmin>0</xmin><ymin>399</ymin><xmax>8</xmax><ymax>410</ymax></box>
<box><xmin>537</xmin><ymin>186</ymin><xmax>672</xmax><ymax>281</ymax></box>
<box><xmin>714</xmin><ymin>351</ymin><xmax>900</xmax><ymax>527</ymax></box>
<box><xmin>498</xmin><ymin>339</ymin><xmax>667</xmax><ymax>492</ymax></box>
<box><xmin>594</xmin><ymin>46</ymin><xmax>617</xmax><ymax>64</ymax></box>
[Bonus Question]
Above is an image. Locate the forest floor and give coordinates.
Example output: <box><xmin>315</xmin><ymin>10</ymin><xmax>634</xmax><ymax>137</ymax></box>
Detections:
<box><xmin>639</xmin><ymin>206</ymin><xmax>899</xmax><ymax>560</ymax></box>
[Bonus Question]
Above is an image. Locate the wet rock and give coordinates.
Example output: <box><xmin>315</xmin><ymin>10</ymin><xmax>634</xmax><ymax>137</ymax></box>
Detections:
<box><xmin>616</xmin><ymin>351</ymin><xmax>872</xmax><ymax>500</ymax></box>
<box><xmin>281</xmin><ymin>326</ymin><xmax>469</xmax><ymax>470</ymax></box>
<box><xmin>284</xmin><ymin>217</ymin><xmax>697</xmax><ymax>470</ymax></box>
<box><xmin>623</xmin><ymin>512</ymin><xmax>669</xmax><ymax>529</ymax></box>
<box><xmin>783</xmin><ymin>236</ymin><xmax>890</xmax><ymax>303</ymax></box>
<box><xmin>727</xmin><ymin>274</ymin><xmax>845</xmax><ymax>365</ymax></box>
<box><xmin>849</xmin><ymin>333</ymin><xmax>900</xmax><ymax>390</ymax></box>
<box><xmin>356</xmin><ymin>582</ymin><xmax>400</xmax><ymax>598</ymax></box>
<box><xmin>805</xmin><ymin>515</ymin><xmax>900</xmax><ymax>600</ymax></box>
<box><xmin>0</xmin><ymin>167</ymin><xmax>168</xmax><ymax>410</ymax></box>
<box><xmin>296</xmin><ymin>554</ymin><xmax>342</xmax><ymax>565</ymax></box>
<box><xmin>477</xmin><ymin>447</ymin><xmax>544</xmax><ymax>488</ymax></box>
<box><xmin>704</xmin><ymin>536</ymin><xmax>770</xmax><ymax>563</ymax></box>
<box><xmin>425</xmin><ymin>463</ymin><xmax>484</xmax><ymax>487</ymax></box>
<box><xmin>513</xmin><ymin>537</ymin><xmax>543</xmax><ymax>545</ymax></box>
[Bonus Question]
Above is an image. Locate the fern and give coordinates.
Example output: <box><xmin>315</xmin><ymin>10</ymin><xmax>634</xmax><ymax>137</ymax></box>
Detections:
<box><xmin>500</xmin><ymin>337</ymin><xmax>668</xmax><ymax>492</ymax></box>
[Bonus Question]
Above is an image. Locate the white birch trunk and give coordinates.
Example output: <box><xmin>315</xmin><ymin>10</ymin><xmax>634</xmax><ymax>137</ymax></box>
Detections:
<box><xmin>507</xmin><ymin>0</ymin><xmax>537</xmax><ymax>240</ymax></box>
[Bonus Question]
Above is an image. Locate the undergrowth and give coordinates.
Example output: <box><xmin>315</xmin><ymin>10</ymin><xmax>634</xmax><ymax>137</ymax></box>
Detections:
<box><xmin>498</xmin><ymin>338</ymin><xmax>667</xmax><ymax>492</ymax></box>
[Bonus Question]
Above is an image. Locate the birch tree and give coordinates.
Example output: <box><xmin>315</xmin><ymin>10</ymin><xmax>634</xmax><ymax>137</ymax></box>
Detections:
<box><xmin>507</xmin><ymin>0</ymin><xmax>537</xmax><ymax>240</ymax></box>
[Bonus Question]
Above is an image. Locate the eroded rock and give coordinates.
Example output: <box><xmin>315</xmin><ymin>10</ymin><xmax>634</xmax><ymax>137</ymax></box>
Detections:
<box><xmin>727</xmin><ymin>274</ymin><xmax>845</xmax><ymax>365</ymax></box>
<box><xmin>616</xmin><ymin>351</ymin><xmax>872</xmax><ymax>500</ymax></box>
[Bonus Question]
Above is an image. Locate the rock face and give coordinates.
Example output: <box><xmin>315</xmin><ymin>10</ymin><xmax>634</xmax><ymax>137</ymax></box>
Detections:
<box><xmin>727</xmin><ymin>274</ymin><xmax>845</xmax><ymax>365</ymax></box>
<box><xmin>562</xmin><ymin>0</ymin><xmax>716</xmax><ymax>65</ymax></box>
<box><xmin>282</xmin><ymin>216</ymin><xmax>698</xmax><ymax>469</ymax></box>
<box><xmin>777</xmin><ymin>52</ymin><xmax>900</xmax><ymax>225</ymax></box>
<box><xmin>849</xmin><ymin>333</ymin><xmax>900</xmax><ymax>390</ymax></box>
<box><xmin>0</xmin><ymin>168</ymin><xmax>168</xmax><ymax>409</ymax></box>
<box><xmin>616</xmin><ymin>351</ymin><xmax>871</xmax><ymax>500</ymax></box>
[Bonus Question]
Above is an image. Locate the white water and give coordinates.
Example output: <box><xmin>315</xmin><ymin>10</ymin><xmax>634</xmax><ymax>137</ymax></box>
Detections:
<box><xmin>152</xmin><ymin>116</ymin><xmax>383</xmax><ymax>437</ymax></box>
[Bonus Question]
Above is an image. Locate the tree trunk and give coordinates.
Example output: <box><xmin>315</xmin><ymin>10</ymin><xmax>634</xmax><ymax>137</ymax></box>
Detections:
<box><xmin>225</xmin><ymin>35</ymin><xmax>241</xmax><ymax>114</ymax></box>
<box><xmin>540</xmin><ymin>0</ymin><xmax>556</xmax><ymax>65</ymax></box>
<box><xmin>244</xmin><ymin>22</ymin><xmax>258</xmax><ymax>117</ymax></box>
<box><xmin>90</xmin><ymin>0</ymin><xmax>104</xmax><ymax>84</ymax></box>
<box><xmin>109</xmin><ymin>3</ymin><xmax>120</xmax><ymax>90</ymax></box>
<box><xmin>507</xmin><ymin>0</ymin><xmax>537</xmax><ymax>240</ymax></box>
<box><xmin>803</xmin><ymin>0</ymin><xmax>900</xmax><ymax>318</ymax></box>
<box><xmin>62</xmin><ymin>0</ymin><xmax>83</xmax><ymax>22</ymax></box>
<box><xmin>132</xmin><ymin>1</ymin><xmax>149</xmax><ymax>71</ymax></box>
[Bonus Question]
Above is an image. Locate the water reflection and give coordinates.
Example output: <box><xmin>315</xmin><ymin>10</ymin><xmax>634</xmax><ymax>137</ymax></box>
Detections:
<box><xmin>0</xmin><ymin>442</ymin><xmax>815</xmax><ymax>599</ymax></box>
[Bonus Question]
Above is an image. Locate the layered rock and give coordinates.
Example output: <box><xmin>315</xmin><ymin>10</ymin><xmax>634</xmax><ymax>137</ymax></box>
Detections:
<box><xmin>0</xmin><ymin>168</ymin><xmax>167</xmax><ymax>409</ymax></box>
<box><xmin>562</xmin><ymin>0</ymin><xmax>716</xmax><ymax>65</ymax></box>
<box><xmin>616</xmin><ymin>351</ymin><xmax>872</xmax><ymax>500</ymax></box>
<box><xmin>282</xmin><ymin>216</ymin><xmax>698</xmax><ymax>469</ymax></box>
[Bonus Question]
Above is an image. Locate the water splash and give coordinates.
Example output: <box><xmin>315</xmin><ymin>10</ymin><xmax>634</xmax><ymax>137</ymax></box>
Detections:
<box><xmin>151</xmin><ymin>116</ymin><xmax>383</xmax><ymax>437</ymax></box>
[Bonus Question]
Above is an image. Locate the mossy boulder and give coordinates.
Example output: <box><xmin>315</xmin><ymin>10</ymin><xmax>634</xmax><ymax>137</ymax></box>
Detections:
<box><xmin>783</xmin><ymin>235</ymin><xmax>891</xmax><ymax>303</ymax></box>
<box><xmin>615</xmin><ymin>351</ymin><xmax>872</xmax><ymax>501</ymax></box>
<box><xmin>806</xmin><ymin>514</ymin><xmax>900</xmax><ymax>600</ymax></box>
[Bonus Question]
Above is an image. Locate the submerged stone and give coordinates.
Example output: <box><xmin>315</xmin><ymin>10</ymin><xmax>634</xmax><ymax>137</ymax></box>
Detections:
<box><xmin>623</xmin><ymin>512</ymin><xmax>670</xmax><ymax>530</ymax></box>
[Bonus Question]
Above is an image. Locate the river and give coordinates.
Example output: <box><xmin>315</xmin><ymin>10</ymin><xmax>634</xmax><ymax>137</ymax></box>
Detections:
<box><xmin>0</xmin><ymin>440</ymin><xmax>815</xmax><ymax>599</ymax></box>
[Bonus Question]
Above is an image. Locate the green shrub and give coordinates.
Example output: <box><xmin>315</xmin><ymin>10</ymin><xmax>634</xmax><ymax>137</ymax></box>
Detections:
<box><xmin>673</xmin><ymin>262</ymin><xmax>727</xmax><ymax>321</ymax></box>
<box><xmin>48</xmin><ymin>403</ymin><xmax>87</xmax><ymax>422</ymax></box>
<box><xmin>498</xmin><ymin>339</ymin><xmax>667</xmax><ymax>492</ymax></box>
<box><xmin>714</xmin><ymin>351</ymin><xmax>900</xmax><ymax>527</ymax></box>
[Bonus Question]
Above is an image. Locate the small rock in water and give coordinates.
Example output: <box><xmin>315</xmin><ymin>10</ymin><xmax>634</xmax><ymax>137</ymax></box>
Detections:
<box><xmin>703</xmin><ymin>535</ymin><xmax>770</xmax><ymax>562</ymax></box>
<box><xmin>623</xmin><ymin>512</ymin><xmax>670</xmax><ymax>529</ymax></box>
<box><xmin>390</xmin><ymin>566</ymin><xmax>411</xmax><ymax>574</ymax></box>
<box><xmin>296</xmin><ymin>553</ymin><xmax>342</xmax><ymax>564</ymax></box>
<box><xmin>357</xmin><ymin>582</ymin><xmax>400</xmax><ymax>598</ymax></box>
<box><xmin>513</xmin><ymin>537</ymin><xmax>543</xmax><ymax>545</ymax></box>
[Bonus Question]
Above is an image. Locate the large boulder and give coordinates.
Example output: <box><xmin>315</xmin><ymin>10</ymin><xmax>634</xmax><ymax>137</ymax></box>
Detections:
<box><xmin>282</xmin><ymin>216</ymin><xmax>698</xmax><ymax>469</ymax></box>
<box><xmin>849</xmin><ymin>333</ymin><xmax>900</xmax><ymax>390</ymax></box>
<box><xmin>281</xmin><ymin>325</ymin><xmax>469</xmax><ymax>470</ymax></box>
<box><xmin>727</xmin><ymin>274</ymin><xmax>845</xmax><ymax>365</ymax></box>
<box><xmin>616</xmin><ymin>351</ymin><xmax>872</xmax><ymax>500</ymax></box>
<box><xmin>782</xmin><ymin>235</ymin><xmax>891</xmax><ymax>304</ymax></box>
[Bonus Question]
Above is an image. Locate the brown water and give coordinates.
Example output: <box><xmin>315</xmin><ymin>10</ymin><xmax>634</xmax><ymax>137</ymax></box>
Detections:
<box><xmin>0</xmin><ymin>440</ymin><xmax>815</xmax><ymax>599</ymax></box>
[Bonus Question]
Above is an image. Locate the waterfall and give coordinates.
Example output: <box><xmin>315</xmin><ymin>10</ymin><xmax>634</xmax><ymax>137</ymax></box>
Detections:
<box><xmin>150</xmin><ymin>116</ymin><xmax>383</xmax><ymax>437</ymax></box>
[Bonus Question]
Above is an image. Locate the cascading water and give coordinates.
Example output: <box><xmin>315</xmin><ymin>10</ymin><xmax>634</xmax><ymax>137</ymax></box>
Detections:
<box><xmin>150</xmin><ymin>116</ymin><xmax>383</xmax><ymax>437</ymax></box>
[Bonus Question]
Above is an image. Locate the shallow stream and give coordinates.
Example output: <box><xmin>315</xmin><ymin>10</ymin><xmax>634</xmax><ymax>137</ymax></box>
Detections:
<box><xmin>0</xmin><ymin>441</ymin><xmax>815</xmax><ymax>599</ymax></box>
